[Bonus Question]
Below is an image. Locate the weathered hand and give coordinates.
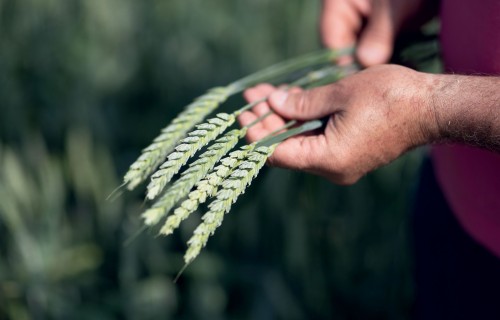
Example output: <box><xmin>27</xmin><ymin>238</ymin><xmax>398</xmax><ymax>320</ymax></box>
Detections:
<box><xmin>238</xmin><ymin>65</ymin><xmax>437</xmax><ymax>184</ymax></box>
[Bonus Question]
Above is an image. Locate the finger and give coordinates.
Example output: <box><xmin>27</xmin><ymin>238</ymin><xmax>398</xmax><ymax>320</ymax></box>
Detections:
<box><xmin>246</xmin><ymin>84</ymin><xmax>288</xmax><ymax>132</ymax></box>
<box><xmin>357</xmin><ymin>0</ymin><xmax>395</xmax><ymax>66</ymax></box>
<box><xmin>243</xmin><ymin>83</ymin><xmax>276</xmax><ymax>103</ymax></box>
<box><xmin>352</xmin><ymin>0</ymin><xmax>371</xmax><ymax>16</ymax></box>
<box><xmin>268</xmin><ymin>85</ymin><xmax>341</xmax><ymax>121</ymax></box>
<box><xmin>321</xmin><ymin>0</ymin><xmax>361</xmax><ymax>49</ymax></box>
<box><xmin>261</xmin><ymin>113</ymin><xmax>286</xmax><ymax>133</ymax></box>
<box><xmin>253</xmin><ymin>99</ymin><xmax>271</xmax><ymax>118</ymax></box>
<box><xmin>268</xmin><ymin>133</ymin><xmax>329</xmax><ymax>175</ymax></box>
<box><xmin>237</xmin><ymin>110</ymin><xmax>258</xmax><ymax>128</ymax></box>
<box><xmin>240</xmin><ymin>84</ymin><xmax>277</xmax><ymax>142</ymax></box>
<box><xmin>245</xmin><ymin>83</ymin><xmax>276</xmax><ymax>118</ymax></box>
<box><xmin>238</xmin><ymin>111</ymin><xmax>269</xmax><ymax>142</ymax></box>
<box><xmin>246</xmin><ymin>101</ymin><xmax>287</xmax><ymax>141</ymax></box>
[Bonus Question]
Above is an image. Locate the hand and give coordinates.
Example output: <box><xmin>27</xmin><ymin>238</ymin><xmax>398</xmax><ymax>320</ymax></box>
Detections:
<box><xmin>321</xmin><ymin>0</ymin><xmax>426</xmax><ymax>66</ymax></box>
<box><xmin>238</xmin><ymin>65</ymin><xmax>437</xmax><ymax>184</ymax></box>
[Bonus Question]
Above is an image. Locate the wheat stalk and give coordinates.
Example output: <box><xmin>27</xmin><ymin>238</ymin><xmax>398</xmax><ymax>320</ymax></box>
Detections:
<box><xmin>142</xmin><ymin>128</ymin><xmax>246</xmax><ymax>226</ymax></box>
<box><xmin>137</xmin><ymin>63</ymin><xmax>352</xmax><ymax>239</ymax></box>
<box><xmin>122</xmin><ymin>48</ymin><xmax>352</xmax><ymax>190</ymax></box>
<box><xmin>147</xmin><ymin>64</ymin><xmax>353</xmax><ymax>199</ymax></box>
<box><xmin>184</xmin><ymin>145</ymin><xmax>277</xmax><ymax>264</ymax></box>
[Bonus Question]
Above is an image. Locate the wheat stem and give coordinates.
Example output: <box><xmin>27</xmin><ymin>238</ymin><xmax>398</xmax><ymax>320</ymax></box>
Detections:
<box><xmin>234</xmin><ymin>64</ymin><xmax>352</xmax><ymax>117</ymax></box>
<box><xmin>230</xmin><ymin>47</ymin><xmax>353</xmax><ymax>90</ymax></box>
<box><xmin>234</xmin><ymin>97</ymin><xmax>267</xmax><ymax>116</ymax></box>
<box><xmin>256</xmin><ymin>119</ymin><xmax>325</xmax><ymax>147</ymax></box>
<box><xmin>243</xmin><ymin>110</ymin><xmax>273</xmax><ymax>128</ymax></box>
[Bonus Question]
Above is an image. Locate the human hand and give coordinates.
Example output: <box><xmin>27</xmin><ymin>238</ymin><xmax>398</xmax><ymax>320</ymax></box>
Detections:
<box><xmin>238</xmin><ymin>65</ymin><xmax>438</xmax><ymax>184</ymax></box>
<box><xmin>321</xmin><ymin>0</ymin><xmax>425</xmax><ymax>66</ymax></box>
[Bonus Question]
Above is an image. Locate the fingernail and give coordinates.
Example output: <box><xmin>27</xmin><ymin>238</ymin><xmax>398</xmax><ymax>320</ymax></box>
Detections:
<box><xmin>271</xmin><ymin>90</ymin><xmax>288</xmax><ymax>109</ymax></box>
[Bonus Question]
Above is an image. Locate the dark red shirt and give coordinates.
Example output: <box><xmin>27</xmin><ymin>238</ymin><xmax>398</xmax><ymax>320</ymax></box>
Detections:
<box><xmin>433</xmin><ymin>0</ymin><xmax>500</xmax><ymax>257</ymax></box>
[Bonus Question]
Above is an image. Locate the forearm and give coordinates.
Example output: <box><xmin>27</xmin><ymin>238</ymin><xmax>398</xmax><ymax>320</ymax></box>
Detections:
<box><xmin>424</xmin><ymin>73</ymin><xmax>500</xmax><ymax>151</ymax></box>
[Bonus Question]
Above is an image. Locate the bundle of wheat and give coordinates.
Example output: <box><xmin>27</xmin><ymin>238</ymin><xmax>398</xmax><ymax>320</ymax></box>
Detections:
<box><xmin>120</xmin><ymin>48</ymin><xmax>356</xmax><ymax>271</ymax></box>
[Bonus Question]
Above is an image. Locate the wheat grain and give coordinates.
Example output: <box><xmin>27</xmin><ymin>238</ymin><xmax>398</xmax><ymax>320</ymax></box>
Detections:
<box><xmin>184</xmin><ymin>145</ymin><xmax>276</xmax><ymax>264</ymax></box>
<box><xmin>146</xmin><ymin>113</ymin><xmax>236</xmax><ymax>199</ymax></box>
<box><xmin>158</xmin><ymin>144</ymin><xmax>256</xmax><ymax>235</ymax></box>
<box><xmin>123</xmin><ymin>87</ymin><xmax>231</xmax><ymax>190</ymax></box>
<box><xmin>142</xmin><ymin>128</ymin><xmax>246</xmax><ymax>226</ymax></box>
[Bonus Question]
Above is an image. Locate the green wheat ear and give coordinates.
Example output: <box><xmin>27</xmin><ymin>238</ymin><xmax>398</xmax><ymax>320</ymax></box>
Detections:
<box><xmin>146</xmin><ymin>113</ymin><xmax>235</xmax><ymax>199</ymax></box>
<box><xmin>158</xmin><ymin>144</ymin><xmax>256</xmax><ymax>235</ymax></box>
<box><xmin>184</xmin><ymin>145</ymin><xmax>277</xmax><ymax>264</ymax></box>
<box><xmin>124</xmin><ymin>87</ymin><xmax>231</xmax><ymax>190</ymax></box>
<box><xmin>141</xmin><ymin>128</ymin><xmax>246</xmax><ymax>226</ymax></box>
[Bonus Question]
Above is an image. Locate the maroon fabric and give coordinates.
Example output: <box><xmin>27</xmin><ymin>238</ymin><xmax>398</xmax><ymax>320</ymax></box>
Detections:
<box><xmin>432</xmin><ymin>0</ymin><xmax>500</xmax><ymax>257</ymax></box>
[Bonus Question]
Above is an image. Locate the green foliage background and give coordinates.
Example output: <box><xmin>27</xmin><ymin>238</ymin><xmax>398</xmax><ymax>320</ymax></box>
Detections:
<box><xmin>0</xmin><ymin>0</ymin><xmax>438</xmax><ymax>319</ymax></box>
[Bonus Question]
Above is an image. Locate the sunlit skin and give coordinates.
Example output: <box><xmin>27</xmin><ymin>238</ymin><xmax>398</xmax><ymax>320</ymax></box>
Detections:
<box><xmin>238</xmin><ymin>0</ymin><xmax>500</xmax><ymax>185</ymax></box>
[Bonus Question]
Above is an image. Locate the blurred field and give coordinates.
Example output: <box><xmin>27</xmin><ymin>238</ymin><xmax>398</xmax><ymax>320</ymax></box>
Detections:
<box><xmin>0</xmin><ymin>1</ymin><xmax>439</xmax><ymax>319</ymax></box>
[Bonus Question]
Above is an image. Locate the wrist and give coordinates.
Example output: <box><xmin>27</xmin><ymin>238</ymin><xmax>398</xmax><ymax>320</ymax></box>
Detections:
<box><xmin>397</xmin><ymin>70</ymin><xmax>441</xmax><ymax>148</ymax></box>
<box><xmin>415</xmin><ymin>71</ymin><xmax>443</xmax><ymax>145</ymax></box>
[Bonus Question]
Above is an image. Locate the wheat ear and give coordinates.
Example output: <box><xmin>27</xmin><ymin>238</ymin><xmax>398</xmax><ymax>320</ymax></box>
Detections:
<box><xmin>184</xmin><ymin>145</ymin><xmax>277</xmax><ymax>264</ymax></box>
<box><xmin>158</xmin><ymin>143</ymin><xmax>256</xmax><ymax>235</ymax></box>
<box><xmin>123</xmin><ymin>88</ymin><xmax>231</xmax><ymax>190</ymax></box>
<box><xmin>142</xmin><ymin>128</ymin><xmax>246</xmax><ymax>226</ymax></box>
<box><xmin>146</xmin><ymin>113</ymin><xmax>236</xmax><ymax>199</ymax></box>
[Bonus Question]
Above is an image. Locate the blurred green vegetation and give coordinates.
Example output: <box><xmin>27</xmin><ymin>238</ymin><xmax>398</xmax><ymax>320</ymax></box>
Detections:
<box><xmin>0</xmin><ymin>0</ymin><xmax>440</xmax><ymax>319</ymax></box>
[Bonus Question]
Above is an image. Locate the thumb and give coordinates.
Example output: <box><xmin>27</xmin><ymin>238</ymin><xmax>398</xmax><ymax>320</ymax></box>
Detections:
<box><xmin>357</xmin><ymin>0</ymin><xmax>395</xmax><ymax>66</ymax></box>
<box><xmin>268</xmin><ymin>86</ymin><xmax>337</xmax><ymax>121</ymax></box>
